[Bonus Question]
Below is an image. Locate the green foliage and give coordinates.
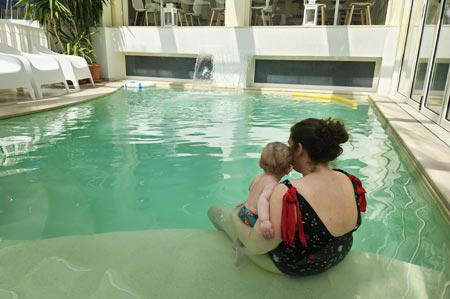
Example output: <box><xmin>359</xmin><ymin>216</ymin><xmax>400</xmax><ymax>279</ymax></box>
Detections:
<box><xmin>60</xmin><ymin>31</ymin><xmax>96</xmax><ymax>65</ymax></box>
<box><xmin>17</xmin><ymin>0</ymin><xmax>110</xmax><ymax>64</ymax></box>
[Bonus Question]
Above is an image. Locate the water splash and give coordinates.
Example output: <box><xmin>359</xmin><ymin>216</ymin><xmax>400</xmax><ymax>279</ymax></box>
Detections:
<box><xmin>193</xmin><ymin>49</ymin><xmax>252</xmax><ymax>89</ymax></box>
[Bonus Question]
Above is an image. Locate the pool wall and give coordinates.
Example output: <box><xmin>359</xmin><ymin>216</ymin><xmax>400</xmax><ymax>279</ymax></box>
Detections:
<box><xmin>370</xmin><ymin>94</ymin><xmax>450</xmax><ymax>217</ymax></box>
<box><xmin>92</xmin><ymin>26</ymin><xmax>400</xmax><ymax>96</ymax></box>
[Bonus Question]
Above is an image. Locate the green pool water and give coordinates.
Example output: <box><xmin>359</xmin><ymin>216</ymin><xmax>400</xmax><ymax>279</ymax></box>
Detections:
<box><xmin>0</xmin><ymin>88</ymin><xmax>449</xmax><ymax>278</ymax></box>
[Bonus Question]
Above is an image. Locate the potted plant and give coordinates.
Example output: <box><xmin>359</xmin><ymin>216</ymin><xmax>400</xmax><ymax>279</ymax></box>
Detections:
<box><xmin>60</xmin><ymin>30</ymin><xmax>101</xmax><ymax>82</ymax></box>
<box><xmin>18</xmin><ymin>0</ymin><xmax>110</xmax><ymax>82</ymax></box>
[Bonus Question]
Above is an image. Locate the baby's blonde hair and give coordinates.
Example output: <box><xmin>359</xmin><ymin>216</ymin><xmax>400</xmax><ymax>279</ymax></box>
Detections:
<box><xmin>260</xmin><ymin>142</ymin><xmax>293</xmax><ymax>175</ymax></box>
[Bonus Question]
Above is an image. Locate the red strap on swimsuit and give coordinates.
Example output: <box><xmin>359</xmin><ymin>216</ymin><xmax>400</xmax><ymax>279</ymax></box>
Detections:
<box><xmin>281</xmin><ymin>186</ymin><xmax>307</xmax><ymax>247</ymax></box>
<box><xmin>345</xmin><ymin>173</ymin><xmax>367</xmax><ymax>212</ymax></box>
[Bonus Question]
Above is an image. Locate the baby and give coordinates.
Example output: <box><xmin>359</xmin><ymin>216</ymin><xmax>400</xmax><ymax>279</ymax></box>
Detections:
<box><xmin>234</xmin><ymin>141</ymin><xmax>293</xmax><ymax>266</ymax></box>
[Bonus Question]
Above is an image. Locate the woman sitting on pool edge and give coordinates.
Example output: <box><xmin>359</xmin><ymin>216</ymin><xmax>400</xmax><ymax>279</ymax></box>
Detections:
<box><xmin>208</xmin><ymin>117</ymin><xmax>367</xmax><ymax>276</ymax></box>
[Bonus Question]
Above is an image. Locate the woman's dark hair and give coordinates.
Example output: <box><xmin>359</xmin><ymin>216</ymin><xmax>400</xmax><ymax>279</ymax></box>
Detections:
<box><xmin>290</xmin><ymin>117</ymin><xmax>349</xmax><ymax>164</ymax></box>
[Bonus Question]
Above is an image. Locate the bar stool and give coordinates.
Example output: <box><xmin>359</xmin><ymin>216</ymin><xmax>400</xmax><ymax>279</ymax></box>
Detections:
<box><xmin>345</xmin><ymin>1</ymin><xmax>374</xmax><ymax>25</ymax></box>
<box><xmin>209</xmin><ymin>0</ymin><xmax>225</xmax><ymax>26</ymax></box>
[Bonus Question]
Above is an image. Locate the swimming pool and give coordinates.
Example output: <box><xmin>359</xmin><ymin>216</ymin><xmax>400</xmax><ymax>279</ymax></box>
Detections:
<box><xmin>0</xmin><ymin>88</ymin><xmax>449</xmax><ymax>297</ymax></box>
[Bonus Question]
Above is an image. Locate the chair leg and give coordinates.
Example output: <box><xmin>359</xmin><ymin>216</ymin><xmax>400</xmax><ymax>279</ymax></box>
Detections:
<box><xmin>28</xmin><ymin>86</ymin><xmax>36</xmax><ymax>100</ymax></box>
<box><xmin>261</xmin><ymin>10</ymin><xmax>266</xmax><ymax>26</ymax></box>
<box><xmin>366</xmin><ymin>6</ymin><xmax>372</xmax><ymax>25</ymax></box>
<box><xmin>254</xmin><ymin>12</ymin><xmax>259</xmax><ymax>25</ymax></box>
<box><xmin>346</xmin><ymin>5</ymin><xmax>354</xmax><ymax>25</ymax></box>
<box><xmin>209</xmin><ymin>10</ymin><xmax>215</xmax><ymax>26</ymax></box>
<box><xmin>216</xmin><ymin>13</ymin><xmax>221</xmax><ymax>26</ymax></box>
<box><xmin>320</xmin><ymin>6</ymin><xmax>325</xmax><ymax>25</ymax></box>
<box><xmin>34</xmin><ymin>86</ymin><xmax>43</xmax><ymax>99</ymax></box>
<box><xmin>145</xmin><ymin>12</ymin><xmax>149</xmax><ymax>26</ymax></box>
<box><xmin>63</xmin><ymin>80</ymin><xmax>70</xmax><ymax>94</ymax></box>
<box><xmin>134</xmin><ymin>12</ymin><xmax>139</xmax><ymax>26</ymax></box>
<box><xmin>73</xmin><ymin>80</ymin><xmax>81</xmax><ymax>92</ymax></box>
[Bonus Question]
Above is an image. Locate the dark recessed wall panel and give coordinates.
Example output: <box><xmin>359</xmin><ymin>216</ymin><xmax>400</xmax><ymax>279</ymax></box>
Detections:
<box><xmin>254</xmin><ymin>60</ymin><xmax>376</xmax><ymax>88</ymax></box>
<box><xmin>125</xmin><ymin>56</ymin><xmax>196</xmax><ymax>79</ymax></box>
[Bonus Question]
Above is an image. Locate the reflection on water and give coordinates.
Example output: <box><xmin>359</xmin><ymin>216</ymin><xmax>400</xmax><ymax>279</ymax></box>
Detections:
<box><xmin>0</xmin><ymin>88</ymin><xmax>449</xmax><ymax>280</ymax></box>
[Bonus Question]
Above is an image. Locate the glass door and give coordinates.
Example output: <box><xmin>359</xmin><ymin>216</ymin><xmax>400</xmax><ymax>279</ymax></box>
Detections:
<box><xmin>398</xmin><ymin>0</ymin><xmax>450</xmax><ymax>132</ymax></box>
<box><xmin>442</xmin><ymin>18</ymin><xmax>450</xmax><ymax>131</ymax></box>
<box><xmin>397</xmin><ymin>0</ymin><xmax>426</xmax><ymax>102</ymax></box>
<box><xmin>409</xmin><ymin>0</ymin><xmax>442</xmax><ymax>105</ymax></box>
<box><xmin>444</xmin><ymin>90</ymin><xmax>450</xmax><ymax>131</ymax></box>
<box><xmin>422</xmin><ymin>0</ymin><xmax>450</xmax><ymax>123</ymax></box>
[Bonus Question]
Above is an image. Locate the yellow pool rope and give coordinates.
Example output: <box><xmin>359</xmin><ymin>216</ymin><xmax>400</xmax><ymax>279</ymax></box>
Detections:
<box><xmin>292</xmin><ymin>92</ymin><xmax>358</xmax><ymax>108</ymax></box>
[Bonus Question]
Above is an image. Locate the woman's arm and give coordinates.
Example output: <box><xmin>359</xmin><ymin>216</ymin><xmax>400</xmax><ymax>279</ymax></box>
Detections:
<box><xmin>232</xmin><ymin>208</ymin><xmax>281</xmax><ymax>254</ymax></box>
<box><xmin>232</xmin><ymin>183</ymin><xmax>287</xmax><ymax>254</ymax></box>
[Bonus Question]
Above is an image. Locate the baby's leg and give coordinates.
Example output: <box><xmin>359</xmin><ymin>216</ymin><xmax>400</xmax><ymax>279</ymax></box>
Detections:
<box><xmin>232</xmin><ymin>238</ymin><xmax>243</xmax><ymax>249</ymax></box>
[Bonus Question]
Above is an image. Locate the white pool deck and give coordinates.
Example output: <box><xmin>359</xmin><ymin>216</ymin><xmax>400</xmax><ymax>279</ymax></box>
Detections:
<box><xmin>0</xmin><ymin>82</ymin><xmax>449</xmax><ymax>298</ymax></box>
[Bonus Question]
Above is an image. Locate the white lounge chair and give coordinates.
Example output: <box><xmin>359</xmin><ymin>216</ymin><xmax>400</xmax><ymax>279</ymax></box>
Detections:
<box><xmin>0</xmin><ymin>53</ymin><xmax>36</xmax><ymax>100</ymax></box>
<box><xmin>0</xmin><ymin>43</ymin><xmax>69</xmax><ymax>99</ymax></box>
<box><xmin>33</xmin><ymin>45</ymin><xmax>95</xmax><ymax>91</ymax></box>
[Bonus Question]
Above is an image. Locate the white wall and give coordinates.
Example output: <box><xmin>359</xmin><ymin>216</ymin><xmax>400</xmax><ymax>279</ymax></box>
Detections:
<box><xmin>94</xmin><ymin>25</ymin><xmax>400</xmax><ymax>95</ymax></box>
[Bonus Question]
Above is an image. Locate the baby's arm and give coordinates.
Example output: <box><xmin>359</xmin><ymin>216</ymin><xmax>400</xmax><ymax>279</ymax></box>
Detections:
<box><xmin>257</xmin><ymin>183</ymin><xmax>276</xmax><ymax>239</ymax></box>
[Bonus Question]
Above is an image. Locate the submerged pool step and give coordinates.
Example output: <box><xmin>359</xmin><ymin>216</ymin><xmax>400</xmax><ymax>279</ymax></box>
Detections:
<box><xmin>0</xmin><ymin>229</ymin><xmax>446</xmax><ymax>298</ymax></box>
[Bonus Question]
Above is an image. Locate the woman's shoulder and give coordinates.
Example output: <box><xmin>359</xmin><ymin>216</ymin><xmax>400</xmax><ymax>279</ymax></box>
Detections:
<box><xmin>272</xmin><ymin>178</ymin><xmax>302</xmax><ymax>199</ymax></box>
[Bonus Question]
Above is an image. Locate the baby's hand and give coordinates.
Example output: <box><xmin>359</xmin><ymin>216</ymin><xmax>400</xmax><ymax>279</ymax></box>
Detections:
<box><xmin>260</xmin><ymin>220</ymin><xmax>274</xmax><ymax>239</ymax></box>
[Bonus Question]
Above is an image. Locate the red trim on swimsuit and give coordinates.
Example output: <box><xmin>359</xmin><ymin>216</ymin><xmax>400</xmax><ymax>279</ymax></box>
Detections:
<box><xmin>281</xmin><ymin>186</ymin><xmax>307</xmax><ymax>247</ymax></box>
<box><xmin>345</xmin><ymin>173</ymin><xmax>367</xmax><ymax>212</ymax></box>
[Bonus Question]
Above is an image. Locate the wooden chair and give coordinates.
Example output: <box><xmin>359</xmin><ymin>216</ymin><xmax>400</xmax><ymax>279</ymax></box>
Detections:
<box><xmin>209</xmin><ymin>0</ymin><xmax>225</xmax><ymax>26</ymax></box>
<box><xmin>251</xmin><ymin>0</ymin><xmax>266</xmax><ymax>25</ymax></box>
<box><xmin>261</xmin><ymin>0</ymin><xmax>279</xmax><ymax>26</ymax></box>
<box><xmin>145</xmin><ymin>0</ymin><xmax>160</xmax><ymax>25</ymax></box>
<box><xmin>131</xmin><ymin>0</ymin><xmax>158</xmax><ymax>26</ymax></box>
<box><xmin>180</xmin><ymin>0</ymin><xmax>201</xmax><ymax>26</ymax></box>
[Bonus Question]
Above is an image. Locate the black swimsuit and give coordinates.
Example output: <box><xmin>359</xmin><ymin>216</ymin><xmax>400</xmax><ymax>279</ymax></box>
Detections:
<box><xmin>268</xmin><ymin>169</ymin><xmax>366</xmax><ymax>276</ymax></box>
